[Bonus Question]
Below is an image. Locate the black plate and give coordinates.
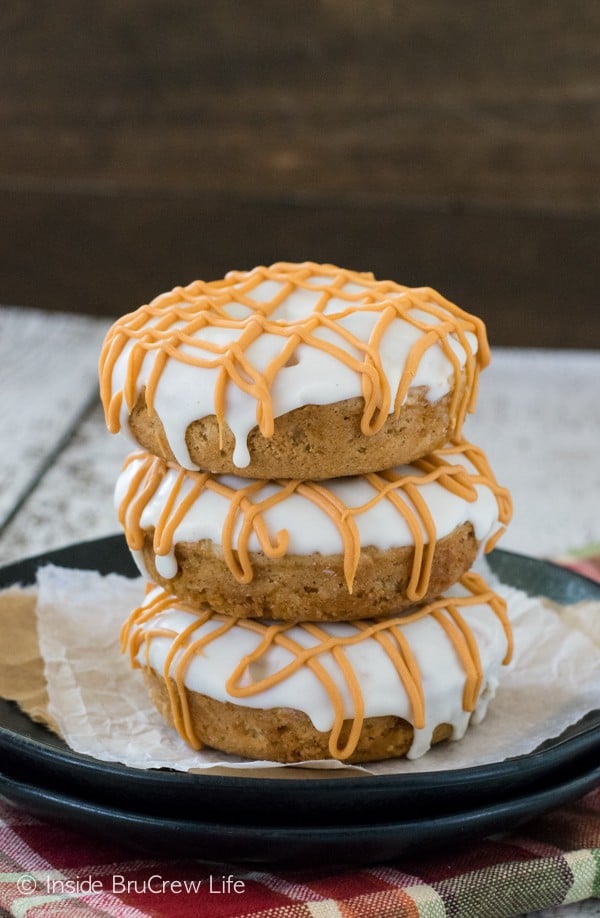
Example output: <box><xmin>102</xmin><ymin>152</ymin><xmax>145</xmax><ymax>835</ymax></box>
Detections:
<box><xmin>1</xmin><ymin>756</ymin><xmax>599</xmax><ymax>868</ymax></box>
<box><xmin>1</xmin><ymin>535</ymin><xmax>599</xmax><ymax>828</ymax></box>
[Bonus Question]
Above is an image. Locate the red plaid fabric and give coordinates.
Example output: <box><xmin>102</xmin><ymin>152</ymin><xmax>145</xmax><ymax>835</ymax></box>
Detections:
<box><xmin>1</xmin><ymin>789</ymin><xmax>599</xmax><ymax>917</ymax></box>
<box><xmin>555</xmin><ymin>555</ymin><xmax>600</xmax><ymax>585</ymax></box>
<box><xmin>1</xmin><ymin>553</ymin><xmax>598</xmax><ymax>918</ymax></box>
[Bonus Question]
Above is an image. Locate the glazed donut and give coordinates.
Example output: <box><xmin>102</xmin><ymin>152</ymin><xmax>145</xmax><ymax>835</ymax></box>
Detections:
<box><xmin>115</xmin><ymin>440</ymin><xmax>511</xmax><ymax>621</ymax></box>
<box><xmin>121</xmin><ymin>572</ymin><xmax>513</xmax><ymax>763</ymax></box>
<box><xmin>99</xmin><ymin>262</ymin><xmax>489</xmax><ymax>479</ymax></box>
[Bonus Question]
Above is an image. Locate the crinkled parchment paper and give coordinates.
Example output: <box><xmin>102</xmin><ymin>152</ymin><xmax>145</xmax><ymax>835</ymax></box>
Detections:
<box><xmin>1</xmin><ymin>562</ymin><xmax>598</xmax><ymax>776</ymax></box>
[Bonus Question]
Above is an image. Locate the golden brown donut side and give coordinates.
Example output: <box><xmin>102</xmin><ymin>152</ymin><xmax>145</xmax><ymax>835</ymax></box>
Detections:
<box><xmin>128</xmin><ymin>384</ymin><xmax>464</xmax><ymax>479</ymax></box>
<box><xmin>144</xmin><ymin>670</ymin><xmax>453</xmax><ymax>764</ymax></box>
<box><xmin>138</xmin><ymin>521</ymin><xmax>479</xmax><ymax>621</ymax></box>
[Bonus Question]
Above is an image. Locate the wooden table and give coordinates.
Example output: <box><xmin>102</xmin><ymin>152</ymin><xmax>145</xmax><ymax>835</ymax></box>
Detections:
<box><xmin>1</xmin><ymin>305</ymin><xmax>599</xmax><ymax>566</ymax></box>
<box><xmin>3</xmin><ymin>5</ymin><xmax>600</xmax><ymax>352</ymax></box>
<box><xmin>0</xmin><ymin>304</ymin><xmax>599</xmax><ymax>918</ymax></box>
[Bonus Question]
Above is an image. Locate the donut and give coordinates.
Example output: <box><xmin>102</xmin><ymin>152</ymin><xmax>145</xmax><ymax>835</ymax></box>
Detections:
<box><xmin>121</xmin><ymin>572</ymin><xmax>513</xmax><ymax>763</ymax></box>
<box><xmin>114</xmin><ymin>440</ymin><xmax>511</xmax><ymax>621</ymax></box>
<box><xmin>99</xmin><ymin>262</ymin><xmax>490</xmax><ymax>479</ymax></box>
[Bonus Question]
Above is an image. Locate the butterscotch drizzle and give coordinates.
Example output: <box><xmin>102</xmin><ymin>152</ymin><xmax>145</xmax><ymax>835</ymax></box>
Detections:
<box><xmin>99</xmin><ymin>262</ymin><xmax>490</xmax><ymax>451</ymax></box>
<box><xmin>121</xmin><ymin>571</ymin><xmax>512</xmax><ymax>760</ymax></box>
<box><xmin>117</xmin><ymin>441</ymin><xmax>512</xmax><ymax>600</ymax></box>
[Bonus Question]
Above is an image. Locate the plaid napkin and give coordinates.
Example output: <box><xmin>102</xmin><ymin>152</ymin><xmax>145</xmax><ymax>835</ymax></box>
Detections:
<box><xmin>0</xmin><ymin>551</ymin><xmax>598</xmax><ymax>918</ymax></box>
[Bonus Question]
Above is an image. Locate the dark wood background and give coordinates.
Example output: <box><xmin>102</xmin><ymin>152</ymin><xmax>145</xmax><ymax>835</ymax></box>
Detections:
<box><xmin>2</xmin><ymin>1</ymin><xmax>599</xmax><ymax>346</ymax></box>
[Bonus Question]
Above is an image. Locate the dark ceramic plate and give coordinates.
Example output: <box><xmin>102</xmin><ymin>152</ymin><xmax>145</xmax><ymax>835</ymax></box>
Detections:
<box><xmin>1</xmin><ymin>756</ymin><xmax>599</xmax><ymax>868</ymax></box>
<box><xmin>0</xmin><ymin>535</ymin><xmax>599</xmax><ymax>829</ymax></box>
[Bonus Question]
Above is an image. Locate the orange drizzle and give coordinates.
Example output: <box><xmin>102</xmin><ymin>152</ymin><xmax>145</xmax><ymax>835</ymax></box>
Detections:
<box><xmin>117</xmin><ymin>441</ymin><xmax>512</xmax><ymax>600</ymax></box>
<box><xmin>99</xmin><ymin>262</ymin><xmax>489</xmax><ymax>447</ymax></box>
<box><xmin>121</xmin><ymin>571</ymin><xmax>512</xmax><ymax>759</ymax></box>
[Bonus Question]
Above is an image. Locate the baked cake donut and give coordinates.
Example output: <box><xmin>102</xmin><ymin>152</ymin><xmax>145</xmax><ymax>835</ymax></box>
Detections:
<box><xmin>99</xmin><ymin>262</ymin><xmax>490</xmax><ymax>479</ymax></box>
<box><xmin>121</xmin><ymin>572</ymin><xmax>513</xmax><ymax>763</ymax></box>
<box><xmin>114</xmin><ymin>440</ymin><xmax>511</xmax><ymax>621</ymax></box>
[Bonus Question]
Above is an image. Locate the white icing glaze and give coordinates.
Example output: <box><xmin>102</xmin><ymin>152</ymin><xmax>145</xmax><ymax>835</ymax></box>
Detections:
<box><xmin>114</xmin><ymin>446</ymin><xmax>504</xmax><ymax>578</ymax></box>
<box><xmin>107</xmin><ymin>265</ymin><xmax>483</xmax><ymax>469</ymax></box>
<box><xmin>130</xmin><ymin>580</ymin><xmax>509</xmax><ymax>759</ymax></box>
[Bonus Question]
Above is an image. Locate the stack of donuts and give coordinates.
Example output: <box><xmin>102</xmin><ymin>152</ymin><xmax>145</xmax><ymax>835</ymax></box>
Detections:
<box><xmin>99</xmin><ymin>262</ymin><xmax>513</xmax><ymax>763</ymax></box>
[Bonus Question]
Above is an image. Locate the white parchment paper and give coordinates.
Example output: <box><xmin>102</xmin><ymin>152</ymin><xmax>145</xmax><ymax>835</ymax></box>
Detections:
<box><xmin>34</xmin><ymin>563</ymin><xmax>600</xmax><ymax>775</ymax></box>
